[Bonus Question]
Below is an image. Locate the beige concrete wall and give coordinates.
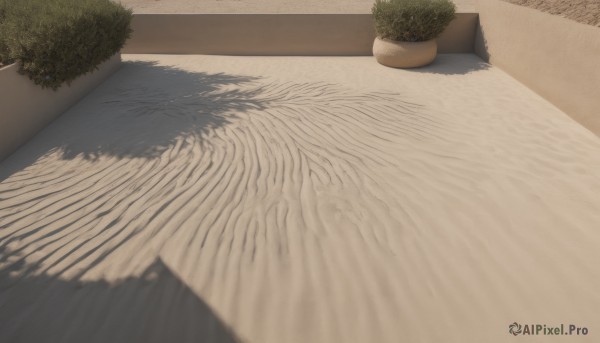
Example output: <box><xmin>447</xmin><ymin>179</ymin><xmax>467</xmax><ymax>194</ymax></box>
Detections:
<box><xmin>0</xmin><ymin>55</ymin><xmax>121</xmax><ymax>161</ymax></box>
<box><xmin>475</xmin><ymin>0</ymin><xmax>600</xmax><ymax>136</ymax></box>
<box><xmin>124</xmin><ymin>13</ymin><xmax>478</xmax><ymax>55</ymax></box>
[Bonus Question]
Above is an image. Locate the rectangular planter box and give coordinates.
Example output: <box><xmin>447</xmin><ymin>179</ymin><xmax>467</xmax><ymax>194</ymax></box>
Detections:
<box><xmin>123</xmin><ymin>13</ymin><xmax>478</xmax><ymax>55</ymax></box>
<box><xmin>475</xmin><ymin>0</ymin><xmax>600</xmax><ymax>136</ymax></box>
<box><xmin>0</xmin><ymin>54</ymin><xmax>121</xmax><ymax>161</ymax></box>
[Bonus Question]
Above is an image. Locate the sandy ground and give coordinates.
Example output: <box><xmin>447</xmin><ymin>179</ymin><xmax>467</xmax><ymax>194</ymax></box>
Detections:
<box><xmin>1</xmin><ymin>54</ymin><xmax>600</xmax><ymax>342</ymax></box>
<box><xmin>118</xmin><ymin>0</ymin><xmax>478</xmax><ymax>13</ymax></box>
<box><xmin>504</xmin><ymin>0</ymin><xmax>600</xmax><ymax>26</ymax></box>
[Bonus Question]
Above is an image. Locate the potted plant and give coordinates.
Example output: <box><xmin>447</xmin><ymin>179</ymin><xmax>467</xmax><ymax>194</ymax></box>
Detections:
<box><xmin>372</xmin><ymin>0</ymin><xmax>456</xmax><ymax>68</ymax></box>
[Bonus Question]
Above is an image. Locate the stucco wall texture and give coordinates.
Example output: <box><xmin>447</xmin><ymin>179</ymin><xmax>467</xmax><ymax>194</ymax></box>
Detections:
<box><xmin>476</xmin><ymin>0</ymin><xmax>600</xmax><ymax>136</ymax></box>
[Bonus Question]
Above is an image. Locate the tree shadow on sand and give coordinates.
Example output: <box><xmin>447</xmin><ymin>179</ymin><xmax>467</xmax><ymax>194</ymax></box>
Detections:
<box><xmin>57</xmin><ymin>61</ymin><xmax>269</xmax><ymax>160</ymax></box>
<box><xmin>0</xmin><ymin>252</ymin><xmax>241</xmax><ymax>343</ymax></box>
<box><xmin>0</xmin><ymin>61</ymin><xmax>270</xmax><ymax>180</ymax></box>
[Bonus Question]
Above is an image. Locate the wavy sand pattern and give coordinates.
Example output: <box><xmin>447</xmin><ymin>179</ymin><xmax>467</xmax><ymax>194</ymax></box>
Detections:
<box><xmin>1</xmin><ymin>55</ymin><xmax>600</xmax><ymax>342</ymax></box>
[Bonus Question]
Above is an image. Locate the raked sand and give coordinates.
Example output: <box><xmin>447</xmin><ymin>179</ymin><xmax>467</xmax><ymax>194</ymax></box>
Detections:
<box><xmin>1</xmin><ymin>54</ymin><xmax>600</xmax><ymax>342</ymax></box>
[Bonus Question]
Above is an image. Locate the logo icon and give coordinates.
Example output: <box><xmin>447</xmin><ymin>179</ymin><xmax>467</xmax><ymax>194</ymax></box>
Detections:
<box><xmin>509</xmin><ymin>322</ymin><xmax>523</xmax><ymax>336</ymax></box>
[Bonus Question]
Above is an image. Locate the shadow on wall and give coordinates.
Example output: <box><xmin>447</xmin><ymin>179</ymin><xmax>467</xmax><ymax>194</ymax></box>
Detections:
<box><xmin>0</xmin><ymin>61</ymin><xmax>270</xmax><ymax>179</ymax></box>
<box><xmin>473</xmin><ymin>17</ymin><xmax>491</xmax><ymax>63</ymax></box>
<box><xmin>0</xmin><ymin>252</ymin><xmax>241</xmax><ymax>343</ymax></box>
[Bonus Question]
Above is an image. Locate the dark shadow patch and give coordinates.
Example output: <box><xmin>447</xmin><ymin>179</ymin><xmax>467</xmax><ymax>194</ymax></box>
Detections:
<box><xmin>0</xmin><ymin>256</ymin><xmax>241</xmax><ymax>343</ymax></box>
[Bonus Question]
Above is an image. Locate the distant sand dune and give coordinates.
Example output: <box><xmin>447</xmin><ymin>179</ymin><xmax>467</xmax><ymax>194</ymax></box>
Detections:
<box><xmin>504</xmin><ymin>0</ymin><xmax>600</xmax><ymax>26</ymax></box>
<box><xmin>1</xmin><ymin>55</ymin><xmax>600</xmax><ymax>342</ymax></box>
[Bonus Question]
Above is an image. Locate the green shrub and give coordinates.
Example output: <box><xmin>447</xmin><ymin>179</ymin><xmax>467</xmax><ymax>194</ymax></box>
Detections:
<box><xmin>372</xmin><ymin>0</ymin><xmax>456</xmax><ymax>42</ymax></box>
<box><xmin>0</xmin><ymin>0</ymin><xmax>132</xmax><ymax>89</ymax></box>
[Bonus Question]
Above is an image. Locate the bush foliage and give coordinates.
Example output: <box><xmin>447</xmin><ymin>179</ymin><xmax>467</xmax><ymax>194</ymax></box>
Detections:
<box><xmin>372</xmin><ymin>0</ymin><xmax>456</xmax><ymax>42</ymax></box>
<box><xmin>0</xmin><ymin>0</ymin><xmax>132</xmax><ymax>89</ymax></box>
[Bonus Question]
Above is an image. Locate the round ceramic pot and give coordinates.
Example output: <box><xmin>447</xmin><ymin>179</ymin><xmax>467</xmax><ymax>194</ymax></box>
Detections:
<box><xmin>372</xmin><ymin>37</ymin><xmax>437</xmax><ymax>68</ymax></box>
